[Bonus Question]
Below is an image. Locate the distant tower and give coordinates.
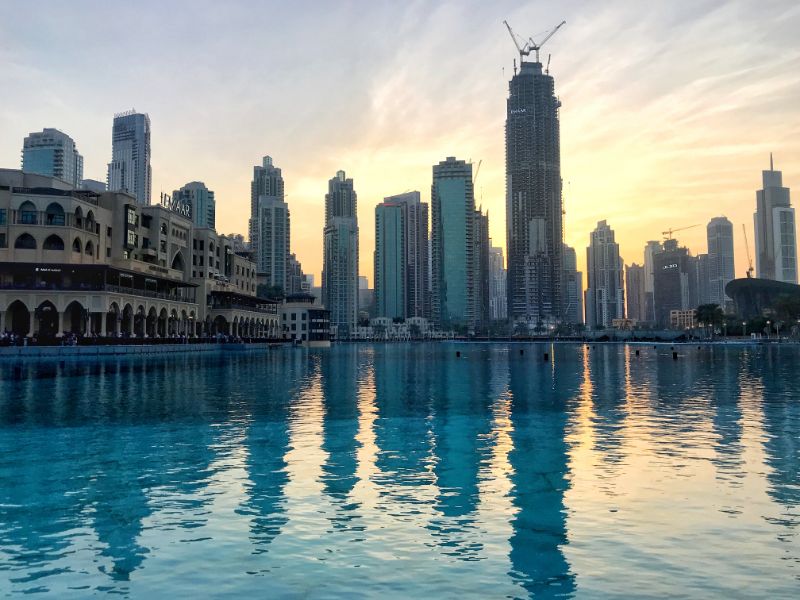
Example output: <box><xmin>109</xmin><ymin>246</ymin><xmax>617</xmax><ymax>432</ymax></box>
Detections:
<box><xmin>562</xmin><ymin>244</ymin><xmax>583</xmax><ymax>325</ymax></box>
<box><xmin>489</xmin><ymin>246</ymin><xmax>508</xmax><ymax>322</ymax></box>
<box><xmin>706</xmin><ymin>216</ymin><xmax>735</xmax><ymax>309</ymax></box>
<box><xmin>250</xmin><ymin>156</ymin><xmax>290</xmax><ymax>290</ymax></box>
<box><xmin>374</xmin><ymin>201</ymin><xmax>406</xmax><ymax>320</ymax></box>
<box><xmin>173</xmin><ymin>181</ymin><xmax>216</xmax><ymax>229</ymax></box>
<box><xmin>431</xmin><ymin>157</ymin><xmax>475</xmax><ymax>329</ymax></box>
<box><xmin>22</xmin><ymin>128</ymin><xmax>83</xmax><ymax>187</ymax></box>
<box><xmin>505</xmin><ymin>33</ymin><xmax>563</xmax><ymax>328</ymax></box>
<box><xmin>754</xmin><ymin>155</ymin><xmax>797</xmax><ymax>283</ymax></box>
<box><xmin>642</xmin><ymin>240</ymin><xmax>663</xmax><ymax>323</ymax></box>
<box><xmin>625</xmin><ymin>263</ymin><xmax>645</xmax><ymax>322</ymax></box>
<box><xmin>322</xmin><ymin>170</ymin><xmax>359</xmax><ymax>337</ymax></box>
<box><xmin>107</xmin><ymin>111</ymin><xmax>151</xmax><ymax>204</ymax></box>
<box><xmin>585</xmin><ymin>221</ymin><xmax>624</xmax><ymax>328</ymax></box>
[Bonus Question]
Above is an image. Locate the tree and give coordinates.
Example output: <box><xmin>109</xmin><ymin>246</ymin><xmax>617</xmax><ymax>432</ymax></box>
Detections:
<box><xmin>696</xmin><ymin>304</ymin><xmax>724</xmax><ymax>339</ymax></box>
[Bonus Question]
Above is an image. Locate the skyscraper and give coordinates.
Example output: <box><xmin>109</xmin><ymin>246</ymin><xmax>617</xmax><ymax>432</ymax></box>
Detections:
<box><xmin>643</xmin><ymin>240</ymin><xmax>663</xmax><ymax>324</ymax></box>
<box><xmin>653</xmin><ymin>238</ymin><xmax>699</xmax><ymax>328</ymax></box>
<box><xmin>625</xmin><ymin>263</ymin><xmax>646</xmax><ymax>323</ymax></box>
<box><xmin>754</xmin><ymin>155</ymin><xmax>797</xmax><ymax>283</ymax></box>
<box><xmin>561</xmin><ymin>244</ymin><xmax>583</xmax><ymax>325</ymax></box>
<box><xmin>250</xmin><ymin>157</ymin><xmax>290</xmax><ymax>291</ymax></box>
<box><xmin>322</xmin><ymin>170</ymin><xmax>359</xmax><ymax>337</ymax></box>
<box><xmin>374</xmin><ymin>202</ymin><xmax>406</xmax><ymax>319</ymax></box>
<box><xmin>379</xmin><ymin>191</ymin><xmax>430</xmax><ymax>319</ymax></box>
<box><xmin>585</xmin><ymin>221</ymin><xmax>624</xmax><ymax>329</ymax></box>
<box><xmin>506</xmin><ymin>52</ymin><xmax>563</xmax><ymax>328</ymax></box>
<box><xmin>473</xmin><ymin>208</ymin><xmax>491</xmax><ymax>331</ymax></box>
<box><xmin>706</xmin><ymin>216</ymin><xmax>735</xmax><ymax>309</ymax></box>
<box><xmin>107</xmin><ymin>111</ymin><xmax>151</xmax><ymax>205</ymax></box>
<box><xmin>489</xmin><ymin>246</ymin><xmax>507</xmax><ymax>322</ymax></box>
<box><xmin>432</xmin><ymin>157</ymin><xmax>475</xmax><ymax>329</ymax></box>
<box><xmin>21</xmin><ymin>128</ymin><xmax>83</xmax><ymax>187</ymax></box>
<box><xmin>173</xmin><ymin>181</ymin><xmax>216</xmax><ymax>230</ymax></box>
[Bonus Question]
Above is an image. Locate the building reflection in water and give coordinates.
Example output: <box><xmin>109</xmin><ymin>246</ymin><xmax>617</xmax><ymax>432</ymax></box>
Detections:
<box><xmin>236</xmin><ymin>350</ymin><xmax>311</xmax><ymax>552</ymax></box>
<box><xmin>507</xmin><ymin>343</ymin><xmax>580</xmax><ymax>597</ymax></box>
<box><xmin>427</xmin><ymin>345</ymin><xmax>494</xmax><ymax>559</ymax></box>
<box><xmin>318</xmin><ymin>345</ymin><xmax>364</xmax><ymax>532</ymax></box>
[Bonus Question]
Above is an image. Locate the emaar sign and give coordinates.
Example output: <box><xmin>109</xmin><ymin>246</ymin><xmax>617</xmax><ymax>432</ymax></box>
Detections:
<box><xmin>160</xmin><ymin>192</ymin><xmax>192</xmax><ymax>219</ymax></box>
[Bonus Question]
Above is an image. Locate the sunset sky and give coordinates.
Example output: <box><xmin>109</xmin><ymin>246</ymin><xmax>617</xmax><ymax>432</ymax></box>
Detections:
<box><xmin>2</xmin><ymin>0</ymin><xmax>799</xmax><ymax>283</ymax></box>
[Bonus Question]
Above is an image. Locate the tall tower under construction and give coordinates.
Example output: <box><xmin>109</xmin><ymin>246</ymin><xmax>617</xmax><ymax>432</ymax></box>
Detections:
<box><xmin>505</xmin><ymin>24</ymin><xmax>564</xmax><ymax>327</ymax></box>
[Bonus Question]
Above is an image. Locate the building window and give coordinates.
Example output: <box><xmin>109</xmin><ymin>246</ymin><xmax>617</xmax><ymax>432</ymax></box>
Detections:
<box><xmin>0</xmin><ymin>209</ymin><xmax>6</xmax><ymax>225</ymax></box>
<box><xmin>14</xmin><ymin>233</ymin><xmax>37</xmax><ymax>249</ymax></box>
<box><xmin>0</xmin><ymin>233</ymin><xmax>6</xmax><ymax>248</ymax></box>
<box><xmin>107</xmin><ymin>227</ymin><xmax>112</xmax><ymax>237</ymax></box>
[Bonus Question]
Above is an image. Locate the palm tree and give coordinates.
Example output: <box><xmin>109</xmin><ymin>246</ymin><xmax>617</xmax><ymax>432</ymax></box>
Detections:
<box><xmin>696</xmin><ymin>304</ymin><xmax>724</xmax><ymax>340</ymax></box>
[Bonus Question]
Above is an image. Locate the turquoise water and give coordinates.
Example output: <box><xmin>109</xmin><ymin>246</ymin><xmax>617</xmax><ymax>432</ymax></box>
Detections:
<box><xmin>0</xmin><ymin>343</ymin><xmax>798</xmax><ymax>598</ymax></box>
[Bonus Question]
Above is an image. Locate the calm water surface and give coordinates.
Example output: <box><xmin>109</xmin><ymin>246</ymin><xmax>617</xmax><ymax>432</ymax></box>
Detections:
<box><xmin>0</xmin><ymin>344</ymin><xmax>798</xmax><ymax>598</ymax></box>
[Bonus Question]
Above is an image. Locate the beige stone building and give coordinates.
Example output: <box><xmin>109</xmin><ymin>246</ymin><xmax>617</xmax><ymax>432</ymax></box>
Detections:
<box><xmin>0</xmin><ymin>170</ymin><xmax>279</xmax><ymax>338</ymax></box>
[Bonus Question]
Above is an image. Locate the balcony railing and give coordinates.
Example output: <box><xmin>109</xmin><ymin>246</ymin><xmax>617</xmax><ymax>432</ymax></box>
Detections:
<box><xmin>12</xmin><ymin>211</ymin><xmax>98</xmax><ymax>232</ymax></box>
<box><xmin>0</xmin><ymin>282</ymin><xmax>197</xmax><ymax>304</ymax></box>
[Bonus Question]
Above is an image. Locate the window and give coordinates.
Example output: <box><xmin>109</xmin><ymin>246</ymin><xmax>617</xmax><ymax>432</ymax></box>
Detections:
<box><xmin>43</xmin><ymin>234</ymin><xmax>65</xmax><ymax>250</ymax></box>
<box><xmin>14</xmin><ymin>233</ymin><xmax>37</xmax><ymax>249</ymax></box>
<box><xmin>160</xmin><ymin>223</ymin><xmax>167</xmax><ymax>235</ymax></box>
<box><xmin>160</xmin><ymin>240</ymin><xmax>167</xmax><ymax>253</ymax></box>
<box><xmin>0</xmin><ymin>209</ymin><xmax>6</xmax><ymax>225</ymax></box>
<box><xmin>0</xmin><ymin>233</ymin><xmax>6</xmax><ymax>248</ymax></box>
<box><xmin>127</xmin><ymin>230</ymin><xmax>137</xmax><ymax>247</ymax></box>
<box><xmin>106</xmin><ymin>247</ymin><xmax>111</xmax><ymax>258</ymax></box>
<box><xmin>85</xmin><ymin>240</ymin><xmax>94</xmax><ymax>256</ymax></box>
<box><xmin>18</xmin><ymin>201</ymin><xmax>37</xmax><ymax>224</ymax></box>
<box><xmin>45</xmin><ymin>203</ymin><xmax>65</xmax><ymax>226</ymax></box>
<box><xmin>107</xmin><ymin>227</ymin><xmax>112</xmax><ymax>237</ymax></box>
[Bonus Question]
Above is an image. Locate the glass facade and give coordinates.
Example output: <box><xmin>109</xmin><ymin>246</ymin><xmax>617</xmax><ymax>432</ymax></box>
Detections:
<box><xmin>21</xmin><ymin>129</ymin><xmax>83</xmax><ymax>187</ymax></box>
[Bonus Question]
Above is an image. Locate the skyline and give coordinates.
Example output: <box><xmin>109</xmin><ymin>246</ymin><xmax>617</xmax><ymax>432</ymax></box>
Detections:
<box><xmin>2</xmin><ymin>1</ymin><xmax>799</xmax><ymax>282</ymax></box>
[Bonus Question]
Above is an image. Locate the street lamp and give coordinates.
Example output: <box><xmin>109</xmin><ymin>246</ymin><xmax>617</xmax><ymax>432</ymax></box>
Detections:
<box><xmin>742</xmin><ymin>321</ymin><xmax>747</xmax><ymax>338</ymax></box>
<box><xmin>766</xmin><ymin>320</ymin><xmax>772</xmax><ymax>340</ymax></box>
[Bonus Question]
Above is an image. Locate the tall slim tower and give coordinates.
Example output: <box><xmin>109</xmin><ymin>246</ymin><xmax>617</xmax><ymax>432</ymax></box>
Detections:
<box><xmin>249</xmin><ymin>157</ymin><xmax>290</xmax><ymax>290</ymax></box>
<box><xmin>374</xmin><ymin>202</ymin><xmax>406</xmax><ymax>320</ymax></box>
<box><xmin>505</xmin><ymin>48</ymin><xmax>563</xmax><ymax>328</ymax></box>
<box><xmin>322</xmin><ymin>170</ymin><xmax>359</xmax><ymax>337</ymax></box>
<box><xmin>381</xmin><ymin>191</ymin><xmax>430</xmax><ymax>319</ymax></box>
<box><xmin>561</xmin><ymin>244</ymin><xmax>583</xmax><ymax>325</ymax></box>
<box><xmin>706</xmin><ymin>216</ymin><xmax>735</xmax><ymax>308</ymax></box>
<box><xmin>21</xmin><ymin>128</ymin><xmax>83</xmax><ymax>187</ymax></box>
<box><xmin>754</xmin><ymin>155</ymin><xmax>797</xmax><ymax>283</ymax></box>
<box><xmin>585</xmin><ymin>220</ymin><xmax>624</xmax><ymax>328</ymax></box>
<box><xmin>107</xmin><ymin>111</ymin><xmax>151</xmax><ymax>204</ymax></box>
<box><xmin>431</xmin><ymin>157</ymin><xmax>474</xmax><ymax>329</ymax></box>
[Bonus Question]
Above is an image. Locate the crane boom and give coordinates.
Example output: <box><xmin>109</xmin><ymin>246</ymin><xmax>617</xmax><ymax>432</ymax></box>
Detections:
<box><xmin>504</xmin><ymin>19</ymin><xmax>565</xmax><ymax>64</ymax></box>
<box><xmin>661</xmin><ymin>224</ymin><xmax>700</xmax><ymax>240</ymax></box>
<box><xmin>473</xmin><ymin>159</ymin><xmax>482</xmax><ymax>185</ymax></box>
<box><xmin>529</xmin><ymin>20</ymin><xmax>566</xmax><ymax>63</ymax></box>
<box><xmin>742</xmin><ymin>224</ymin><xmax>754</xmax><ymax>278</ymax></box>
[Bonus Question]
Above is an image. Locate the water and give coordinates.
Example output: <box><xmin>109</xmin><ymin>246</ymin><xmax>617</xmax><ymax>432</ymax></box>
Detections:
<box><xmin>0</xmin><ymin>343</ymin><xmax>797</xmax><ymax>598</ymax></box>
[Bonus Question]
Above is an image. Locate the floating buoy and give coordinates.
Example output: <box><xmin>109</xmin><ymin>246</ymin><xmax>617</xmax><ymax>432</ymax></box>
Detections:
<box><xmin>635</xmin><ymin>349</ymin><xmax>640</xmax><ymax>356</ymax></box>
<box><xmin>673</xmin><ymin>351</ymin><xmax>678</xmax><ymax>360</ymax></box>
<box><xmin>520</xmin><ymin>349</ymin><xmax>524</xmax><ymax>356</ymax></box>
<box><xmin>456</xmin><ymin>351</ymin><xmax>461</xmax><ymax>358</ymax></box>
<box><xmin>544</xmin><ymin>352</ymin><xmax>549</xmax><ymax>361</ymax></box>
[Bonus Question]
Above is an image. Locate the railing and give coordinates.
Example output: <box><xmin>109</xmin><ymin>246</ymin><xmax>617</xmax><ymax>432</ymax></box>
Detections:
<box><xmin>0</xmin><ymin>282</ymin><xmax>196</xmax><ymax>304</ymax></box>
<box><xmin>13</xmin><ymin>211</ymin><xmax>98</xmax><ymax>232</ymax></box>
<box><xmin>209</xmin><ymin>302</ymin><xmax>278</xmax><ymax>314</ymax></box>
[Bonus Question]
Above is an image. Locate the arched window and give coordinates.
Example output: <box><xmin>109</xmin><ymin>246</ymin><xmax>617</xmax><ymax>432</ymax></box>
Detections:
<box><xmin>74</xmin><ymin>206</ymin><xmax>83</xmax><ymax>228</ymax></box>
<box><xmin>14</xmin><ymin>233</ymin><xmax>37</xmax><ymax>249</ymax></box>
<box><xmin>85</xmin><ymin>240</ymin><xmax>94</xmax><ymax>256</ymax></box>
<box><xmin>18</xmin><ymin>201</ymin><xmax>37</xmax><ymax>224</ymax></box>
<box><xmin>209</xmin><ymin>242</ymin><xmax>215</xmax><ymax>253</ymax></box>
<box><xmin>72</xmin><ymin>237</ymin><xmax>82</xmax><ymax>253</ymax></box>
<box><xmin>160</xmin><ymin>223</ymin><xmax>167</xmax><ymax>235</ymax></box>
<box><xmin>171</xmin><ymin>251</ymin><xmax>185</xmax><ymax>271</ymax></box>
<box><xmin>43</xmin><ymin>234</ymin><xmax>65</xmax><ymax>251</ymax></box>
<box><xmin>45</xmin><ymin>202</ymin><xmax>65</xmax><ymax>226</ymax></box>
<box><xmin>86</xmin><ymin>210</ymin><xmax>95</xmax><ymax>231</ymax></box>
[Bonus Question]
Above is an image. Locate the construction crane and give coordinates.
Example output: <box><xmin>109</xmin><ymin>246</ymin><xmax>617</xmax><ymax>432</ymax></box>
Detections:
<box><xmin>503</xmin><ymin>20</ymin><xmax>566</xmax><ymax>64</ymax></box>
<box><xmin>472</xmin><ymin>159</ymin><xmax>482</xmax><ymax>185</ymax></box>
<box><xmin>661</xmin><ymin>224</ymin><xmax>700</xmax><ymax>240</ymax></box>
<box><xmin>742</xmin><ymin>224</ymin><xmax>754</xmax><ymax>278</ymax></box>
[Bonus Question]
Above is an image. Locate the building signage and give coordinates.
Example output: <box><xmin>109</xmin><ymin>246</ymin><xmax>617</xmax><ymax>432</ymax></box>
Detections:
<box><xmin>160</xmin><ymin>192</ymin><xmax>192</xmax><ymax>219</ymax></box>
<box><xmin>662</xmin><ymin>263</ymin><xmax>678</xmax><ymax>270</ymax></box>
<box><xmin>35</xmin><ymin>267</ymin><xmax>62</xmax><ymax>273</ymax></box>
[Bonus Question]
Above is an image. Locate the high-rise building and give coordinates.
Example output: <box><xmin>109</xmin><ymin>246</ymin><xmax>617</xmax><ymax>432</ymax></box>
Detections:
<box><xmin>642</xmin><ymin>240</ymin><xmax>663</xmax><ymax>323</ymax></box>
<box><xmin>431</xmin><ymin>157</ymin><xmax>474</xmax><ymax>329</ymax></box>
<box><xmin>489</xmin><ymin>246</ymin><xmax>507</xmax><ymax>322</ymax></box>
<box><xmin>561</xmin><ymin>244</ymin><xmax>584</xmax><ymax>325</ymax></box>
<box><xmin>107</xmin><ymin>111</ymin><xmax>151</xmax><ymax>205</ymax></box>
<box><xmin>754</xmin><ymin>155</ymin><xmax>797</xmax><ymax>284</ymax></box>
<box><xmin>625</xmin><ymin>263</ymin><xmax>646</xmax><ymax>323</ymax></box>
<box><xmin>21</xmin><ymin>128</ymin><xmax>83</xmax><ymax>188</ymax></box>
<box><xmin>322</xmin><ymin>170</ymin><xmax>359</xmax><ymax>337</ymax></box>
<box><xmin>173</xmin><ymin>181</ymin><xmax>216</xmax><ymax>230</ymax></box>
<box><xmin>249</xmin><ymin>157</ymin><xmax>289</xmax><ymax>291</ymax></box>
<box><xmin>376</xmin><ymin>192</ymin><xmax>430</xmax><ymax>319</ymax></box>
<box><xmin>706</xmin><ymin>216</ymin><xmax>735</xmax><ymax>309</ymax></box>
<box><xmin>585</xmin><ymin>221</ymin><xmax>624</xmax><ymax>328</ymax></box>
<box><xmin>506</xmin><ymin>52</ymin><xmax>563</xmax><ymax>328</ymax></box>
<box><xmin>473</xmin><ymin>208</ymin><xmax>491</xmax><ymax>331</ymax></box>
<box><xmin>653</xmin><ymin>238</ymin><xmax>700</xmax><ymax>328</ymax></box>
<box><xmin>287</xmin><ymin>253</ymin><xmax>306</xmax><ymax>295</ymax></box>
<box><xmin>374</xmin><ymin>202</ymin><xmax>406</xmax><ymax>319</ymax></box>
